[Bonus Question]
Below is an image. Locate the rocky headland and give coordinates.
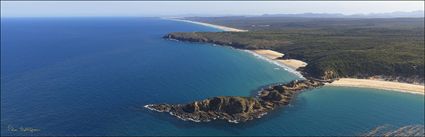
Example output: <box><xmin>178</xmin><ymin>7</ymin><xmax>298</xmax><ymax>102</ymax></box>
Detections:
<box><xmin>145</xmin><ymin>79</ymin><xmax>326</xmax><ymax>123</ymax></box>
<box><xmin>146</xmin><ymin>30</ymin><xmax>423</xmax><ymax>123</ymax></box>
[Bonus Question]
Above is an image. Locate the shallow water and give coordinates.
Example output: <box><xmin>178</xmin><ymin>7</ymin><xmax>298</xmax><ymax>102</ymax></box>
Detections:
<box><xmin>1</xmin><ymin>17</ymin><xmax>423</xmax><ymax>136</ymax></box>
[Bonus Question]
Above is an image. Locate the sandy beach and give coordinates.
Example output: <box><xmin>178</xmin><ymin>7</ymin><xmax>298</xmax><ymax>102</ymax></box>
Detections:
<box><xmin>328</xmin><ymin>78</ymin><xmax>425</xmax><ymax>95</ymax></box>
<box><xmin>253</xmin><ymin>49</ymin><xmax>424</xmax><ymax>94</ymax></box>
<box><xmin>252</xmin><ymin>50</ymin><xmax>307</xmax><ymax>70</ymax></box>
<box><xmin>165</xmin><ymin>18</ymin><xmax>248</xmax><ymax>32</ymax></box>
<box><xmin>164</xmin><ymin>19</ymin><xmax>306</xmax><ymax>70</ymax></box>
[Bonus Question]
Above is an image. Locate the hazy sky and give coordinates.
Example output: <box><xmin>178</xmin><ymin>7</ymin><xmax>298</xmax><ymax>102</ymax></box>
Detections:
<box><xmin>1</xmin><ymin>1</ymin><xmax>424</xmax><ymax>17</ymax></box>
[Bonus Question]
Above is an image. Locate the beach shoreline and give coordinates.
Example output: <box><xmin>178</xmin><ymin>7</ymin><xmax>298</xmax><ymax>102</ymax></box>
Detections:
<box><xmin>328</xmin><ymin>78</ymin><xmax>424</xmax><ymax>95</ymax></box>
<box><xmin>163</xmin><ymin>18</ymin><xmax>248</xmax><ymax>32</ymax></box>
<box><xmin>251</xmin><ymin>49</ymin><xmax>425</xmax><ymax>95</ymax></box>
<box><xmin>169</xmin><ymin>18</ymin><xmax>425</xmax><ymax>95</ymax></box>
<box><xmin>244</xmin><ymin>50</ymin><xmax>305</xmax><ymax>78</ymax></box>
<box><xmin>251</xmin><ymin>50</ymin><xmax>307</xmax><ymax>70</ymax></box>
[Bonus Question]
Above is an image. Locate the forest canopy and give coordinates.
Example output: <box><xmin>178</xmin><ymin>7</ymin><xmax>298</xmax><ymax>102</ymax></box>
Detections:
<box><xmin>166</xmin><ymin>17</ymin><xmax>425</xmax><ymax>83</ymax></box>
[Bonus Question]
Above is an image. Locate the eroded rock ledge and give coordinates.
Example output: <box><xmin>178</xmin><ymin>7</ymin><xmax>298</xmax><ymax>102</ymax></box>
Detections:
<box><xmin>145</xmin><ymin>79</ymin><xmax>326</xmax><ymax>123</ymax></box>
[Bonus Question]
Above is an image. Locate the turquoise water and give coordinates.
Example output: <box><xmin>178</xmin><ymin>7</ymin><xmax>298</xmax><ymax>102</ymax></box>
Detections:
<box><xmin>1</xmin><ymin>17</ymin><xmax>423</xmax><ymax>136</ymax></box>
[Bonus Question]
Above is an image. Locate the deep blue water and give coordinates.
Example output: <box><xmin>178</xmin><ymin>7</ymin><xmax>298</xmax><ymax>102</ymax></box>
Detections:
<box><xmin>1</xmin><ymin>17</ymin><xmax>424</xmax><ymax>136</ymax></box>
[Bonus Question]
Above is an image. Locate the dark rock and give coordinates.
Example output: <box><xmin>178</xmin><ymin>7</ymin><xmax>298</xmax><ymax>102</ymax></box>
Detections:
<box><xmin>145</xmin><ymin>79</ymin><xmax>326</xmax><ymax>123</ymax></box>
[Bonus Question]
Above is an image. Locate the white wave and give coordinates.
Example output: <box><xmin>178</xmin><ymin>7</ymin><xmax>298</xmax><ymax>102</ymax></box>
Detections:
<box><xmin>144</xmin><ymin>104</ymin><xmax>165</xmax><ymax>112</ymax></box>
<box><xmin>169</xmin><ymin>112</ymin><xmax>202</xmax><ymax>122</ymax></box>
<box><xmin>242</xmin><ymin>50</ymin><xmax>305</xmax><ymax>79</ymax></box>
<box><xmin>228</xmin><ymin>120</ymin><xmax>239</xmax><ymax>123</ymax></box>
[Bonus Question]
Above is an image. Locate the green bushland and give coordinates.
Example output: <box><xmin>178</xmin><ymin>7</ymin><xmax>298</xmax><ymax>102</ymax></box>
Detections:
<box><xmin>166</xmin><ymin>17</ymin><xmax>424</xmax><ymax>83</ymax></box>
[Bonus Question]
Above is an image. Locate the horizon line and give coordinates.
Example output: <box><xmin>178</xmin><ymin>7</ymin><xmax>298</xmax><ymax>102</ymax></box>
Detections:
<box><xmin>1</xmin><ymin>10</ymin><xmax>424</xmax><ymax>18</ymax></box>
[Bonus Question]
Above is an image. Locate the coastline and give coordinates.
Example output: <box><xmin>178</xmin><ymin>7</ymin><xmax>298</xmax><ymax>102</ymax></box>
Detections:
<box><xmin>328</xmin><ymin>78</ymin><xmax>424</xmax><ymax>95</ymax></box>
<box><xmin>247</xmin><ymin>50</ymin><xmax>306</xmax><ymax>78</ymax></box>
<box><xmin>163</xmin><ymin>18</ymin><xmax>248</xmax><ymax>32</ymax></box>
<box><xmin>251</xmin><ymin>50</ymin><xmax>307</xmax><ymax>70</ymax></box>
<box><xmin>144</xmin><ymin>79</ymin><xmax>325</xmax><ymax>123</ymax></box>
<box><xmin>249</xmin><ymin>49</ymin><xmax>425</xmax><ymax>95</ymax></box>
<box><xmin>168</xmin><ymin>18</ymin><xmax>425</xmax><ymax>95</ymax></box>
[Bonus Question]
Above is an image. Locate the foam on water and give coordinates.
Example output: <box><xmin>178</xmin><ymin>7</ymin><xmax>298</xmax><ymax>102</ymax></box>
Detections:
<box><xmin>243</xmin><ymin>50</ymin><xmax>305</xmax><ymax>79</ymax></box>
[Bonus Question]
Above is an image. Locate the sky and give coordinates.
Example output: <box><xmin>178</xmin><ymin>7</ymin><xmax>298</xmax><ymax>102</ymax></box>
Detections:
<box><xmin>1</xmin><ymin>1</ymin><xmax>424</xmax><ymax>17</ymax></box>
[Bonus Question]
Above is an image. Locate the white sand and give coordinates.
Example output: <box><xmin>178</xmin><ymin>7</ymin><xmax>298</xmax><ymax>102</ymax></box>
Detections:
<box><xmin>328</xmin><ymin>78</ymin><xmax>424</xmax><ymax>95</ymax></box>
<box><xmin>251</xmin><ymin>50</ymin><xmax>283</xmax><ymax>59</ymax></box>
<box><xmin>276</xmin><ymin>59</ymin><xmax>308</xmax><ymax>70</ymax></box>
<box><xmin>165</xmin><ymin>18</ymin><xmax>248</xmax><ymax>32</ymax></box>
<box><xmin>252</xmin><ymin>50</ymin><xmax>307</xmax><ymax>70</ymax></box>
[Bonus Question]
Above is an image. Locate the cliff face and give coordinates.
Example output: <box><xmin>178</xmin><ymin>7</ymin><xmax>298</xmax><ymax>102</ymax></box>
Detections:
<box><xmin>258</xmin><ymin>79</ymin><xmax>324</xmax><ymax>107</ymax></box>
<box><xmin>181</xmin><ymin>96</ymin><xmax>263</xmax><ymax>114</ymax></box>
<box><xmin>145</xmin><ymin>79</ymin><xmax>325</xmax><ymax>123</ymax></box>
<box><xmin>146</xmin><ymin>96</ymin><xmax>267</xmax><ymax>122</ymax></box>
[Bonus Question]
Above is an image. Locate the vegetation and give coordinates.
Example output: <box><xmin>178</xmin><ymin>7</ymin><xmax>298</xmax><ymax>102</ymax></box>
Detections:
<box><xmin>167</xmin><ymin>17</ymin><xmax>424</xmax><ymax>83</ymax></box>
<box><xmin>146</xmin><ymin>79</ymin><xmax>325</xmax><ymax>123</ymax></box>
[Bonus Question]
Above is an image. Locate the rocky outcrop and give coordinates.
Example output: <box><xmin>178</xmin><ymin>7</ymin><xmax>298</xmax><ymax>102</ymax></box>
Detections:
<box><xmin>145</xmin><ymin>79</ymin><xmax>326</xmax><ymax>123</ymax></box>
<box><xmin>258</xmin><ymin>79</ymin><xmax>324</xmax><ymax>107</ymax></box>
<box><xmin>363</xmin><ymin>124</ymin><xmax>424</xmax><ymax>136</ymax></box>
<box><xmin>146</xmin><ymin>96</ymin><xmax>267</xmax><ymax>123</ymax></box>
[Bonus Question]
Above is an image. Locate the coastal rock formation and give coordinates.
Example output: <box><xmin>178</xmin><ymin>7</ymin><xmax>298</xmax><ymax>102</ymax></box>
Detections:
<box><xmin>146</xmin><ymin>96</ymin><xmax>267</xmax><ymax>123</ymax></box>
<box><xmin>145</xmin><ymin>79</ymin><xmax>325</xmax><ymax>123</ymax></box>
<box><xmin>363</xmin><ymin>124</ymin><xmax>424</xmax><ymax>136</ymax></box>
<box><xmin>258</xmin><ymin>79</ymin><xmax>324</xmax><ymax>107</ymax></box>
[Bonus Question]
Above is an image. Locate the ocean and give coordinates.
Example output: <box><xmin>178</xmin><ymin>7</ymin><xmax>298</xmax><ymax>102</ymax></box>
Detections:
<box><xmin>1</xmin><ymin>17</ymin><xmax>423</xmax><ymax>136</ymax></box>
